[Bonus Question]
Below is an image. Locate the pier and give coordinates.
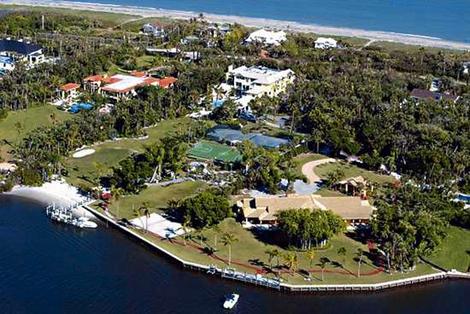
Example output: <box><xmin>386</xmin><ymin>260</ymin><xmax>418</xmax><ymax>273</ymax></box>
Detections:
<box><xmin>83</xmin><ymin>205</ymin><xmax>470</xmax><ymax>293</ymax></box>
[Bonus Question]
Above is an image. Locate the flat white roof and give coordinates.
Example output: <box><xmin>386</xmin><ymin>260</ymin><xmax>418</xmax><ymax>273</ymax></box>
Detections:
<box><xmin>229</xmin><ymin>66</ymin><xmax>294</xmax><ymax>85</ymax></box>
<box><xmin>102</xmin><ymin>74</ymin><xmax>147</xmax><ymax>93</ymax></box>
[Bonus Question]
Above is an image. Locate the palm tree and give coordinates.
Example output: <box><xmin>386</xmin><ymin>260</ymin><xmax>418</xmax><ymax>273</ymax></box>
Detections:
<box><xmin>133</xmin><ymin>203</ymin><xmax>151</xmax><ymax>233</ymax></box>
<box><xmin>265</xmin><ymin>248</ymin><xmax>278</xmax><ymax>269</ymax></box>
<box><xmin>337</xmin><ymin>247</ymin><xmax>347</xmax><ymax>266</ymax></box>
<box><xmin>283</xmin><ymin>252</ymin><xmax>298</xmax><ymax>275</ymax></box>
<box><xmin>221</xmin><ymin>232</ymin><xmax>238</xmax><ymax>266</ymax></box>
<box><xmin>319</xmin><ymin>256</ymin><xmax>330</xmax><ymax>281</ymax></box>
<box><xmin>212</xmin><ymin>224</ymin><xmax>221</xmax><ymax>248</ymax></box>
<box><xmin>110</xmin><ymin>186</ymin><xmax>124</xmax><ymax>217</ymax></box>
<box><xmin>306</xmin><ymin>249</ymin><xmax>316</xmax><ymax>268</ymax></box>
<box><xmin>356</xmin><ymin>249</ymin><xmax>364</xmax><ymax>278</ymax></box>
<box><xmin>181</xmin><ymin>217</ymin><xmax>191</xmax><ymax>246</ymax></box>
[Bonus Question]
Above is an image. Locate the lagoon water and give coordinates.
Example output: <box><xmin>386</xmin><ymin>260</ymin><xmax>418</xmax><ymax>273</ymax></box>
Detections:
<box><xmin>1</xmin><ymin>195</ymin><xmax>470</xmax><ymax>313</ymax></box>
<box><xmin>68</xmin><ymin>0</ymin><xmax>470</xmax><ymax>43</ymax></box>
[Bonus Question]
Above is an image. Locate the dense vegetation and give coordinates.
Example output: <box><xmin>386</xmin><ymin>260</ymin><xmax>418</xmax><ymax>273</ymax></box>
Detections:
<box><xmin>371</xmin><ymin>184</ymin><xmax>467</xmax><ymax>271</ymax></box>
<box><xmin>277</xmin><ymin>208</ymin><xmax>346</xmax><ymax>250</ymax></box>
<box><xmin>0</xmin><ymin>10</ymin><xmax>469</xmax><ymax>274</ymax></box>
<box><xmin>177</xmin><ymin>190</ymin><xmax>232</xmax><ymax>229</ymax></box>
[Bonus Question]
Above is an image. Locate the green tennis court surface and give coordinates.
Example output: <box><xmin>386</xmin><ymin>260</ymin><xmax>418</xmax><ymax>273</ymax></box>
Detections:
<box><xmin>188</xmin><ymin>141</ymin><xmax>242</xmax><ymax>163</ymax></box>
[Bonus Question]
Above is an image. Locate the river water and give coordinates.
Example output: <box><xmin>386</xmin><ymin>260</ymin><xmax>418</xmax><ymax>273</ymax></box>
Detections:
<box><xmin>68</xmin><ymin>0</ymin><xmax>470</xmax><ymax>43</ymax></box>
<box><xmin>1</xmin><ymin>195</ymin><xmax>469</xmax><ymax>313</ymax></box>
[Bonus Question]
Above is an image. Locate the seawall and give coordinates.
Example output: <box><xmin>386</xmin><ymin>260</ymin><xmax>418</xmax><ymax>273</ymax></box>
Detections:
<box><xmin>83</xmin><ymin>204</ymin><xmax>470</xmax><ymax>293</ymax></box>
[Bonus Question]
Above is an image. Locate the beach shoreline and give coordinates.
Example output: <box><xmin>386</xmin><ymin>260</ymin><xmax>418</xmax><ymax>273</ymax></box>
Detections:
<box><xmin>2</xmin><ymin>0</ymin><xmax>470</xmax><ymax>50</ymax></box>
<box><xmin>4</xmin><ymin>180</ymin><xmax>96</xmax><ymax>218</ymax></box>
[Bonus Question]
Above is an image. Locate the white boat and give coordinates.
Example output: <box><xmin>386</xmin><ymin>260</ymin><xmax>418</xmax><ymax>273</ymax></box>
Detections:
<box><xmin>223</xmin><ymin>293</ymin><xmax>239</xmax><ymax>309</ymax></box>
<box><xmin>46</xmin><ymin>204</ymin><xmax>98</xmax><ymax>229</ymax></box>
<box><xmin>74</xmin><ymin>217</ymin><xmax>98</xmax><ymax>229</ymax></box>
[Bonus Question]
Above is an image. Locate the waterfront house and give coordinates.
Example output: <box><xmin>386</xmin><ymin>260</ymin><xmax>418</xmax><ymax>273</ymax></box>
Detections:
<box><xmin>314</xmin><ymin>37</ymin><xmax>338</xmax><ymax>49</ymax></box>
<box><xmin>410</xmin><ymin>88</ymin><xmax>459</xmax><ymax>103</ymax></box>
<box><xmin>246</xmin><ymin>29</ymin><xmax>287</xmax><ymax>46</ymax></box>
<box><xmin>0</xmin><ymin>38</ymin><xmax>44</xmax><ymax>71</ymax></box>
<box><xmin>238</xmin><ymin>194</ymin><xmax>375</xmax><ymax>225</ymax></box>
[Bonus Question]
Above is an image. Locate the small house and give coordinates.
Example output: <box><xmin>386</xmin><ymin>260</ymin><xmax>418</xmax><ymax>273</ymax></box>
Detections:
<box><xmin>314</xmin><ymin>37</ymin><xmax>338</xmax><ymax>49</ymax></box>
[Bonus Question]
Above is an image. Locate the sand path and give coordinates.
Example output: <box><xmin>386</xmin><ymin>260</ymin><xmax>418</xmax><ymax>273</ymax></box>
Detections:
<box><xmin>301</xmin><ymin>158</ymin><xmax>336</xmax><ymax>184</ymax></box>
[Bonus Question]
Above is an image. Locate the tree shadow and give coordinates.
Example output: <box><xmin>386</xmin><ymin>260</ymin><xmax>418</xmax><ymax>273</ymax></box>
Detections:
<box><xmin>249</xmin><ymin>227</ymin><xmax>289</xmax><ymax>249</ymax></box>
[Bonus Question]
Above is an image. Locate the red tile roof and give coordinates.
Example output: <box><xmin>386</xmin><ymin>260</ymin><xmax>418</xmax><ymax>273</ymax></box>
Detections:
<box><xmin>158</xmin><ymin>76</ymin><xmax>177</xmax><ymax>88</ymax></box>
<box><xmin>60</xmin><ymin>83</ymin><xmax>80</xmax><ymax>91</ymax></box>
<box><xmin>83</xmin><ymin>75</ymin><xmax>103</xmax><ymax>82</ymax></box>
<box><xmin>144</xmin><ymin>77</ymin><xmax>160</xmax><ymax>85</ymax></box>
<box><xmin>131</xmin><ymin>71</ymin><xmax>147</xmax><ymax>77</ymax></box>
<box><xmin>102</xmin><ymin>77</ymin><xmax>121</xmax><ymax>84</ymax></box>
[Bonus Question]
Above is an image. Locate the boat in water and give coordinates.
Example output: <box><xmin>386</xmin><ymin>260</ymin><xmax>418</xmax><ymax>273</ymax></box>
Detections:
<box><xmin>46</xmin><ymin>204</ymin><xmax>98</xmax><ymax>229</ymax></box>
<box><xmin>223</xmin><ymin>293</ymin><xmax>239</xmax><ymax>309</ymax></box>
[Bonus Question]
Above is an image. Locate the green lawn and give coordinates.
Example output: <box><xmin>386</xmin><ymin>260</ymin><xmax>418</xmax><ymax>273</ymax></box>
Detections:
<box><xmin>105</xmin><ymin>181</ymin><xmax>207</xmax><ymax>219</ymax></box>
<box><xmin>63</xmin><ymin>118</ymin><xmax>196</xmax><ymax>188</ymax></box>
<box><xmin>428</xmin><ymin>226</ymin><xmax>470</xmax><ymax>272</ymax></box>
<box><xmin>0</xmin><ymin>105</ymin><xmax>70</xmax><ymax>161</ymax></box>
<box><xmin>315</xmin><ymin>161</ymin><xmax>395</xmax><ymax>185</ymax></box>
<box><xmin>293</xmin><ymin>153</ymin><xmax>327</xmax><ymax>177</ymax></box>
<box><xmin>65</xmin><ymin>147</ymin><xmax>133</xmax><ymax>188</ymax></box>
<box><xmin>135</xmin><ymin>218</ymin><xmax>437</xmax><ymax>284</ymax></box>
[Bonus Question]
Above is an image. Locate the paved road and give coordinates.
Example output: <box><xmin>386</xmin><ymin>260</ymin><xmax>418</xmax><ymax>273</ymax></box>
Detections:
<box><xmin>301</xmin><ymin>158</ymin><xmax>336</xmax><ymax>184</ymax></box>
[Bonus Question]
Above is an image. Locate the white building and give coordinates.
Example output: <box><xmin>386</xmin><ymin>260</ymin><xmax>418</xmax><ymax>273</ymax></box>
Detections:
<box><xmin>142</xmin><ymin>23</ymin><xmax>166</xmax><ymax>38</ymax></box>
<box><xmin>463</xmin><ymin>62</ymin><xmax>470</xmax><ymax>75</ymax></box>
<box><xmin>314</xmin><ymin>37</ymin><xmax>338</xmax><ymax>49</ymax></box>
<box><xmin>246</xmin><ymin>29</ymin><xmax>287</xmax><ymax>46</ymax></box>
<box><xmin>226</xmin><ymin>65</ymin><xmax>295</xmax><ymax>98</ymax></box>
<box><xmin>0</xmin><ymin>38</ymin><xmax>44</xmax><ymax>71</ymax></box>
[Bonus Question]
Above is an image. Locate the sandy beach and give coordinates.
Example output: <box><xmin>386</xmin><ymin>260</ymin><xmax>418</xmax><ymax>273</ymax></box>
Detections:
<box><xmin>2</xmin><ymin>0</ymin><xmax>470</xmax><ymax>50</ymax></box>
<box><xmin>6</xmin><ymin>179</ymin><xmax>96</xmax><ymax>218</ymax></box>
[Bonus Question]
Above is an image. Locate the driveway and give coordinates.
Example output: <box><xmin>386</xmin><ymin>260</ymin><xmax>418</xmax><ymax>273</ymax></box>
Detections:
<box><xmin>301</xmin><ymin>158</ymin><xmax>336</xmax><ymax>184</ymax></box>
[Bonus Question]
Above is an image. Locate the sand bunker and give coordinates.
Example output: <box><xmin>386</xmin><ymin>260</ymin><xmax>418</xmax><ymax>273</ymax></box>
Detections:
<box><xmin>72</xmin><ymin>148</ymin><xmax>96</xmax><ymax>158</ymax></box>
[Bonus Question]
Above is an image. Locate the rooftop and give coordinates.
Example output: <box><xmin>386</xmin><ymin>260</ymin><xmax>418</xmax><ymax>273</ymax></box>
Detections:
<box><xmin>411</xmin><ymin>88</ymin><xmax>459</xmax><ymax>102</ymax></box>
<box><xmin>60</xmin><ymin>83</ymin><xmax>80</xmax><ymax>92</ymax></box>
<box><xmin>228</xmin><ymin>65</ymin><xmax>294</xmax><ymax>85</ymax></box>
<box><xmin>0</xmin><ymin>39</ymin><xmax>42</xmax><ymax>55</ymax></box>
<box><xmin>240</xmin><ymin>194</ymin><xmax>375</xmax><ymax>222</ymax></box>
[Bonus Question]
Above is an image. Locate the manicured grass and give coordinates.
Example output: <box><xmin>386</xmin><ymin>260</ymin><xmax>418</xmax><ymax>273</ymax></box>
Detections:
<box><xmin>65</xmin><ymin>147</ymin><xmax>133</xmax><ymax>188</ymax></box>
<box><xmin>63</xmin><ymin>118</ymin><xmax>196</xmax><ymax>188</ymax></box>
<box><xmin>0</xmin><ymin>105</ymin><xmax>70</xmax><ymax>160</ymax></box>
<box><xmin>315</xmin><ymin>161</ymin><xmax>394</xmax><ymax>185</ymax></box>
<box><xmin>144</xmin><ymin>218</ymin><xmax>437</xmax><ymax>284</ymax></box>
<box><xmin>428</xmin><ymin>226</ymin><xmax>470</xmax><ymax>272</ymax></box>
<box><xmin>106</xmin><ymin>181</ymin><xmax>208</xmax><ymax>219</ymax></box>
<box><xmin>95</xmin><ymin>117</ymin><xmax>196</xmax><ymax>153</ymax></box>
<box><xmin>293</xmin><ymin>153</ymin><xmax>327</xmax><ymax>177</ymax></box>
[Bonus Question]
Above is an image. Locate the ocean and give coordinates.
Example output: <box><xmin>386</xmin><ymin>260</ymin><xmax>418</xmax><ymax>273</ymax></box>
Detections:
<box><xmin>1</xmin><ymin>195</ymin><xmax>470</xmax><ymax>313</ymax></box>
<box><xmin>68</xmin><ymin>0</ymin><xmax>470</xmax><ymax>43</ymax></box>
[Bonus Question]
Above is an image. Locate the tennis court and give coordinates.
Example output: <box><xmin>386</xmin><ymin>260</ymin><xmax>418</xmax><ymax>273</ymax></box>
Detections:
<box><xmin>188</xmin><ymin>141</ymin><xmax>242</xmax><ymax>163</ymax></box>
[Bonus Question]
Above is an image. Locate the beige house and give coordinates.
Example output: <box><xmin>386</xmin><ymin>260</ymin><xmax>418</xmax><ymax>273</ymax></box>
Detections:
<box><xmin>238</xmin><ymin>194</ymin><xmax>374</xmax><ymax>225</ymax></box>
<box><xmin>333</xmin><ymin>176</ymin><xmax>368</xmax><ymax>196</ymax></box>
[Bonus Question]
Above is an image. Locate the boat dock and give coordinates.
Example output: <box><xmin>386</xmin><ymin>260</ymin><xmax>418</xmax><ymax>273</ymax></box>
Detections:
<box><xmin>82</xmin><ymin>204</ymin><xmax>470</xmax><ymax>293</ymax></box>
